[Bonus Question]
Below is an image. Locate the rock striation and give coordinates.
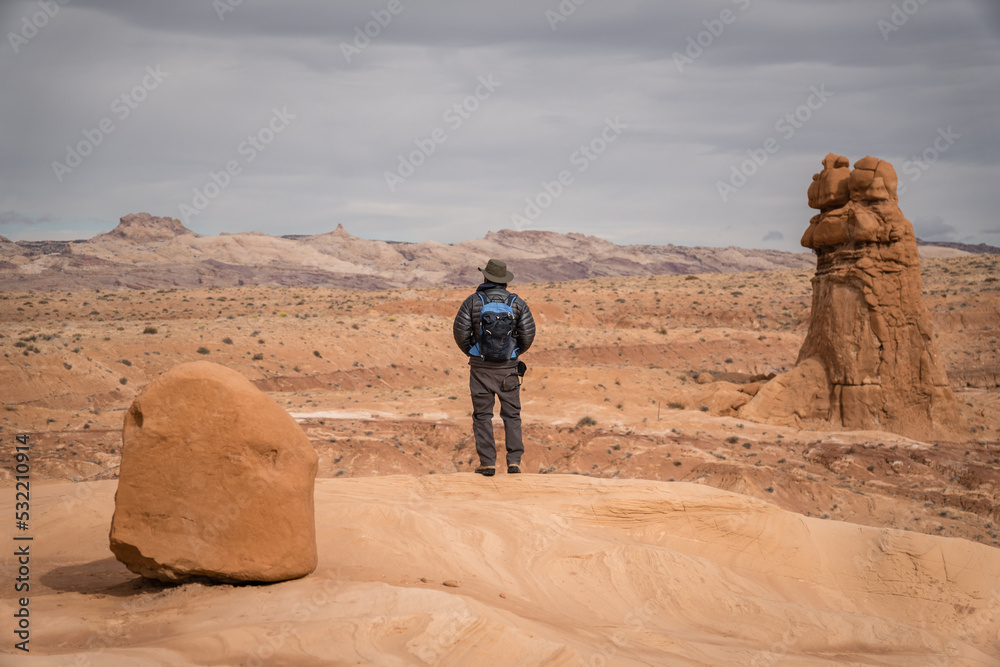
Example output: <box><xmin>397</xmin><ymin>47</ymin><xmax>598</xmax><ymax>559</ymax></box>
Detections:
<box><xmin>109</xmin><ymin>361</ymin><xmax>318</xmax><ymax>582</ymax></box>
<box><xmin>742</xmin><ymin>154</ymin><xmax>960</xmax><ymax>438</ymax></box>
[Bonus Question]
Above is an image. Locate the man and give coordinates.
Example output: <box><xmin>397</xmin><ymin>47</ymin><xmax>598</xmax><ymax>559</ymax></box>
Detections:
<box><xmin>453</xmin><ymin>259</ymin><xmax>536</xmax><ymax>477</ymax></box>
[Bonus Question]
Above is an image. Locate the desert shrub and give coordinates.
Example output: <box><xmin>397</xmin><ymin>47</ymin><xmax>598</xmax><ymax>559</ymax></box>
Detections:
<box><xmin>313</xmin><ymin>350</ymin><xmax>322</xmax><ymax>358</ymax></box>
<box><xmin>119</xmin><ymin>377</ymin><xmax>128</xmax><ymax>385</ymax></box>
<box><xmin>252</xmin><ymin>353</ymin><xmax>264</xmax><ymax>361</ymax></box>
<box><xmin>576</xmin><ymin>416</ymin><xmax>597</xmax><ymax>428</ymax></box>
<box><xmin>222</xmin><ymin>337</ymin><xmax>233</xmax><ymax>345</ymax></box>
<box><xmin>119</xmin><ymin>359</ymin><xmax>131</xmax><ymax>366</ymax></box>
<box><xmin>196</xmin><ymin>347</ymin><xmax>210</xmax><ymax>355</ymax></box>
<box><xmin>668</xmin><ymin>402</ymin><xmax>684</xmax><ymax>410</ymax></box>
<box><xmin>726</xmin><ymin>435</ymin><xmax>739</xmax><ymax>444</ymax></box>
<box><xmin>143</xmin><ymin>326</ymin><xmax>158</xmax><ymax>334</ymax></box>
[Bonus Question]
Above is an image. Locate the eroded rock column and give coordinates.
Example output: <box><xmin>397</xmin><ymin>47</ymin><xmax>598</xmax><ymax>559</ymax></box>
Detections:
<box><xmin>741</xmin><ymin>154</ymin><xmax>959</xmax><ymax>439</ymax></box>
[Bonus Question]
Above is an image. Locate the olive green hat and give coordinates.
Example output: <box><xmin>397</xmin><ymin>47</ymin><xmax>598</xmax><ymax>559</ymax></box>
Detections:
<box><xmin>479</xmin><ymin>258</ymin><xmax>514</xmax><ymax>284</ymax></box>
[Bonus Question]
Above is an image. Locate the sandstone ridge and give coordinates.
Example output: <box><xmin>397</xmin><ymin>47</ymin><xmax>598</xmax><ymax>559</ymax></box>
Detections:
<box><xmin>15</xmin><ymin>476</ymin><xmax>1000</xmax><ymax>664</ymax></box>
<box><xmin>0</xmin><ymin>216</ymin><xmax>816</xmax><ymax>291</ymax></box>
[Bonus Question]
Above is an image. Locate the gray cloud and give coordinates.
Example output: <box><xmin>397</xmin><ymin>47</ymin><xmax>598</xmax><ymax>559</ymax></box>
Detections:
<box><xmin>0</xmin><ymin>210</ymin><xmax>56</xmax><ymax>225</ymax></box>
<box><xmin>1</xmin><ymin>0</ymin><xmax>998</xmax><ymax>250</ymax></box>
<box><xmin>912</xmin><ymin>215</ymin><xmax>957</xmax><ymax>241</ymax></box>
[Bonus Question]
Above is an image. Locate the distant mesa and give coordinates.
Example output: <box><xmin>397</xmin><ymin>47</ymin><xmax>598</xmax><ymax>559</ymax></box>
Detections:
<box><xmin>0</xmin><ymin>234</ymin><xmax>11</xmax><ymax>243</ymax></box>
<box><xmin>109</xmin><ymin>361</ymin><xmax>319</xmax><ymax>583</ymax></box>
<box><xmin>916</xmin><ymin>238</ymin><xmax>1000</xmax><ymax>255</ymax></box>
<box><xmin>0</xmin><ymin>212</ymin><xmax>830</xmax><ymax>291</ymax></box>
<box><xmin>742</xmin><ymin>154</ymin><xmax>960</xmax><ymax>439</ymax></box>
<box><xmin>93</xmin><ymin>212</ymin><xmax>198</xmax><ymax>244</ymax></box>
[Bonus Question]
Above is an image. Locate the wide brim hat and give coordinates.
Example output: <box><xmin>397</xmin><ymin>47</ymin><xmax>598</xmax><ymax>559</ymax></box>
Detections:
<box><xmin>479</xmin><ymin>258</ymin><xmax>514</xmax><ymax>284</ymax></box>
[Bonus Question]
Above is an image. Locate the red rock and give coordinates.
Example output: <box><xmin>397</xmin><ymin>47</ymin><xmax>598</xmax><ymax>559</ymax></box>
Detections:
<box><xmin>743</xmin><ymin>155</ymin><xmax>960</xmax><ymax>439</ymax></box>
<box><xmin>109</xmin><ymin>361</ymin><xmax>318</xmax><ymax>582</ymax></box>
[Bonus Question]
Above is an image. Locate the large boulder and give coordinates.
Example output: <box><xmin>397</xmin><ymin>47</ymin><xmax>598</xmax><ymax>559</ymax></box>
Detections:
<box><xmin>109</xmin><ymin>361</ymin><xmax>319</xmax><ymax>582</ymax></box>
<box><xmin>742</xmin><ymin>155</ymin><xmax>960</xmax><ymax>439</ymax></box>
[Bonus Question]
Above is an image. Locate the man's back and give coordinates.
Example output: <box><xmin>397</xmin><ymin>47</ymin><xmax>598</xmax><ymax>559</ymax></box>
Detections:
<box><xmin>453</xmin><ymin>282</ymin><xmax>535</xmax><ymax>368</ymax></box>
<box><xmin>452</xmin><ymin>259</ymin><xmax>535</xmax><ymax>476</ymax></box>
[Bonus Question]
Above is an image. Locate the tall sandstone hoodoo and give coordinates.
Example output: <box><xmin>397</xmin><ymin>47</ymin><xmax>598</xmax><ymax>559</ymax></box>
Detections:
<box><xmin>742</xmin><ymin>154</ymin><xmax>960</xmax><ymax>439</ymax></box>
<box><xmin>109</xmin><ymin>361</ymin><xmax>319</xmax><ymax>582</ymax></box>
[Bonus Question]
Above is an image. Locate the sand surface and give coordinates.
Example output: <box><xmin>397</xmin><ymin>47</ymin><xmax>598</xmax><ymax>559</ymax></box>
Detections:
<box><xmin>2</xmin><ymin>476</ymin><xmax>999</xmax><ymax>666</ymax></box>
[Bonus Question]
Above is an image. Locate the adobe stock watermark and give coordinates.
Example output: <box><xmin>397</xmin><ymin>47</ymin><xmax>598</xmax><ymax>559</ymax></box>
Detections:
<box><xmin>383</xmin><ymin>75</ymin><xmax>501</xmax><ymax>192</ymax></box>
<box><xmin>877</xmin><ymin>0</ymin><xmax>927</xmax><ymax>41</ymax></box>
<box><xmin>897</xmin><ymin>126</ymin><xmax>960</xmax><ymax>195</ymax></box>
<box><xmin>545</xmin><ymin>0</ymin><xmax>587</xmax><ymax>31</ymax></box>
<box><xmin>213</xmin><ymin>0</ymin><xmax>243</xmax><ymax>21</ymax></box>
<box><xmin>716</xmin><ymin>84</ymin><xmax>833</xmax><ymax>203</ymax></box>
<box><xmin>178</xmin><ymin>107</ymin><xmax>295</xmax><ymax>224</ymax></box>
<box><xmin>408</xmin><ymin>609</ymin><xmax>477</xmax><ymax>664</ymax></box>
<box><xmin>244</xmin><ymin>574</ymin><xmax>344</xmax><ymax>666</ymax></box>
<box><xmin>340</xmin><ymin>0</ymin><xmax>414</xmax><ymax>64</ymax></box>
<box><xmin>588</xmin><ymin>597</ymin><xmax>668</xmax><ymax>666</ymax></box>
<box><xmin>673</xmin><ymin>0</ymin><xmax>751</xmax><ymax>73</ymax></box>
<box><xmin>7</xmin><ymin>0</ymin><xmax>71</xmax><ymax>54</ymax></box>
<box><xmin>50</xmin><ymin>65</ymin><xmax>170</xmax><ymax>183</ymax></box>
<box><xmin>510</xmin><ymin>116</ymin><xmax>628</xmax><ymax>230</ymax></box>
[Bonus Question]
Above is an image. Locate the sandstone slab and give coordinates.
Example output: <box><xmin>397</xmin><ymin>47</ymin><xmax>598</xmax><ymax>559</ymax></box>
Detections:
<box><xmin>109</xmin><ymin>361</ymin><xmax>318</xmax><ymax>582</ymax></box>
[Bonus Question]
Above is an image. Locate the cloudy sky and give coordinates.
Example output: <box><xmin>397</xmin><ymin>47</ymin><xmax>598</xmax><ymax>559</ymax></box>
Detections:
<box><xmin>1</xmin><ymin>0</ymin><xmax>998</xmax><ymax>250</ymax></box>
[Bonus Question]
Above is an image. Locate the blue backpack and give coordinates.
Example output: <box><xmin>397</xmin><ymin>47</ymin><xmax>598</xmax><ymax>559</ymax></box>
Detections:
<box><xmin>469</xmin><ymin>293</ymin><xmax>520</xmax><ymax>362</ymax></box>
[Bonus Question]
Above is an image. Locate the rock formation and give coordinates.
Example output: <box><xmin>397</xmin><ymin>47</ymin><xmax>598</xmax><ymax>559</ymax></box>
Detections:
<box><xmin>741</xmin><ymin>154</ymin><xmax>960</xmax><ymax>439</ymax></box>
<box><xmin>0</xmin><ymin>211</ymin><xmax>818</xmax><ymax>291</ymax></box>
<box><xmin>95</xmin><ymin>212</ymin><xmax>198</xmax><ymax>244</ymax></box>
<box><xmin>109</xmin><ymin>361</ymin><xmax>319</xmax><ymax>582</ymax></box>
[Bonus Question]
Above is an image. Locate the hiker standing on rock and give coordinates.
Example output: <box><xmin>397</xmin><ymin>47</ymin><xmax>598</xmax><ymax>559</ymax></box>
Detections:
<box><xmin>453</xmin><ymin>259</ymin><xmax>536</xmax><ymax>477</ymax></box>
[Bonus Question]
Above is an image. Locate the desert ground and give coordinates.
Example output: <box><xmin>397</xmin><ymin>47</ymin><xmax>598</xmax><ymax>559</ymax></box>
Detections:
<box><xmin>1</xmin><ymin>252</ymin><xmax>999</xmax><ymax>664</ymax></box>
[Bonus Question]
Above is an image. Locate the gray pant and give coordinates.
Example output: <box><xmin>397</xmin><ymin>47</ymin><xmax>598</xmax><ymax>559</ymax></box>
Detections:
<box><xmin>469</xmin><ymin>364</ymin><xmax>523</xmax><ymax>467</ymax></box>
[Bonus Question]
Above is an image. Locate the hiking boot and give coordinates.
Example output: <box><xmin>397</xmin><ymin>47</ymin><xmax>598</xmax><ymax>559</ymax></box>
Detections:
<box><xmin>507</xmin><ymin>464</ymin><xmax>521</xmax><ymax>474</ymax></box>
<box><xmin>475</xmin><ymin>465</ymin><xmax>495</xmax><ymax>477</ymax></box>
